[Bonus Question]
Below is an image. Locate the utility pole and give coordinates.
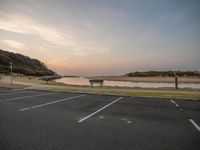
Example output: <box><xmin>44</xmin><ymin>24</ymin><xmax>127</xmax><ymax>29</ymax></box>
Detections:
<box><xmin>10</xmin><ymin>62</ymin><xmax>13</xmax><ymax>85</ymax></box>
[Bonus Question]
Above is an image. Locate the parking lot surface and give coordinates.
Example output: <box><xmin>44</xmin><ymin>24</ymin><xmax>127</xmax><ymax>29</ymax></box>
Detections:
<box><xmin>0</xmin><ymin>88</ymin><xmax>200</xmax><ymax>150</ymax></box>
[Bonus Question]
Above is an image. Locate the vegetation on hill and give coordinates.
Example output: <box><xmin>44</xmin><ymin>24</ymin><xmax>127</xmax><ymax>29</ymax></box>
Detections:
<box><xmin>125</xmin><ymin>71</ymin><xmax>200</xmax><ymax>77</ymax></box>
<box><xmin>0</xmin><ymin>49</ymin><xmax>56</xmax><ymax>76</ymax></box>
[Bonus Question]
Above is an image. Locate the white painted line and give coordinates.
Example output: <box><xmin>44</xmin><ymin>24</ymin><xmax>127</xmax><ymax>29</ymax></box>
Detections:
<box><xmin>179</xmin><ymin>108</ymin><xmax>183</xmax><ymax>111</ymax></box>
<box><xmin>0</xmin><ymin>90</ymin><xmax>34</xmax><ymax>96</ymax></box>
<box><xmin>78</xmin><ymin>97</ymin><xmax>123</xmax><ymax>123</ymax></box>
<box><xmin>0</xmin><ymin>92</ymin><xmax>57</xmax><ymax>102</ymax></box>
<box><xmin>170</xmin><ymin>100</ymin><xmax>176</xmax><ymax>104</ymax></box>
<box><xmin>170</xmin><ymin>99</ymin><xmax>180</xmax><ymax>107</ymax></box>
<box><xmin>189</xmin><ymin>119</ymin><xmax>200</xmax><ymax>132</ymax></box>
<box><xmin>121</xmin><ymin>118</ymin><xmax>132</xmax><ymax>124</ymax></box>
<box><xmin>19</xmin><ymin>94</ymin><xmax>86</xmax><ymax>111</ymax></box>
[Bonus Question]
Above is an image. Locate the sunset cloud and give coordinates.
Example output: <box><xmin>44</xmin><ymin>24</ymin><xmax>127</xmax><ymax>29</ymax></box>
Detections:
<box><xmin>2</xmin><ymin>40</ymin><xmax>25</xmax><ymax>49</ymax></box>
<box><xmin>0</xmin><ymin>13</ymin><xmax>112</xmax><ymax>56</ymax></box>
<box><xmin>0</xmin><ymin>0</ymin><xmax>199</xmax><ymax>75</ymax></box>
<box><xmin>0</xmin><ymin>13</ymin><xmax>72</xmax><ymax>46</ymax></box>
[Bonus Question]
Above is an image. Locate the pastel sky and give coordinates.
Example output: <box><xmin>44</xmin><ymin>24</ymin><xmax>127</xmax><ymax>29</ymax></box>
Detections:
<box><xmin>0</xmin><ymin>0</ymin><xmax>199</xmax><ymax>75</ymax></box>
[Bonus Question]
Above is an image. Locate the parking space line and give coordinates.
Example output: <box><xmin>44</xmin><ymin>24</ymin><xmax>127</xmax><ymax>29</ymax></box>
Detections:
<box><xmin>189</xmin><ymin>119</ymin><xmax>200</xmax><ymax>132</ymax></box>
<box><xmin>0</xmin><ymin>92</ymin><xmax>57</xmax><ymax>102</ymax></box>
<box><xmin>170</xmin><ymin>99</ymin><xmax>180</xmax><ymax>107</ymax></box>
<box><xmin>19</xmin><ymin>94</ymin><xmax>86</xmax><ymax>111</ymax></box>
<box><xmin>170</xmin><ymin>100</ymin><xmax>176</xmax><ymax>104</ymax></box>
<box><xmin>175</xmin><ymin>104</ymin><xmax>179</xmax><ymax>107</ymax></box>
<box><xmin>78</xmin><ymin>97</ymin><xmax>123</xmax><ymax>123</ymax></box>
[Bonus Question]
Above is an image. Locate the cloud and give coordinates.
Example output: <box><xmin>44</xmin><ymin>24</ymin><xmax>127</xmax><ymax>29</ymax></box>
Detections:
<box><xmin>2</xmin><ymin>40</ymin><xmax>25</xmax><ymax>49</ymax></box>
<box><xmin>0</xmin><ymin>13</ymin><xmax>73</xmax><ymax>46</ymax></box>
<box><xmin>0</xmin><ymin>13</ymin><xmax>111</xmax><ymax>56</ymax></box>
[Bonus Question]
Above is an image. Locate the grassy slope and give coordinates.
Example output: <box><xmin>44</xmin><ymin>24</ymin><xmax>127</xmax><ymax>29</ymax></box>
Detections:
<box><xmin>0</xmin><ymin>49</ymin><xmax>55</xmax><ymax>76</ymax></box>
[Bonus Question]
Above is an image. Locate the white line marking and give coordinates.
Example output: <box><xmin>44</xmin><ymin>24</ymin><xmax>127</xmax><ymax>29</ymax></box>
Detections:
<box><xmin>0</xmin><ymin>92</ymin><xmax>57</xmax><ymax>102</ymax></box>
<box><xmin>189</xmin><ymin>119</ymin><xmax>200</xmax><ymax>132</ymax></box>
<box><xmin>121</xmin><ymin>118</ymin><xmax>132</xmax><ymax>124</ymax></box>
<box><xmin>170</xmin><ymin>100</ymin><xmax>176</xmax><ymax>104</ymax></box>
<box><xmin>179</xmin><ymin>108</ymin><xmax>183</xmax><ymax>111</ymax></box>
<box><xmin>78</xmin><ymin>97</ymin><xmax>123</xmax><ymax>123</ymax></box>
<box><xmin>170</xmin><ymin>99</ymin><xmax>180</xmax><ymax>107</ymax></box>
<box><xmin>19</xmin><ymin>94</ymin><xmax>86</xmax><ymax>111</ymax></box>
<box><xmin>175</xmin><ymin>104</ymin><xmax>179</xmax><ymax>107</ymax></box>
<box><xmin>98</xmin><ymin>115</ymin><xmax>105</xmax><ymax>119</ymax></box>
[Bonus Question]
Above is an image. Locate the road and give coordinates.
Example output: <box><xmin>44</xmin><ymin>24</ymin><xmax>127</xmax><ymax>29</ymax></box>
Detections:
<box><xmin>0</xmin><ymin>88</ymin><xmax>200</xmax><ymax>150</ymax></box>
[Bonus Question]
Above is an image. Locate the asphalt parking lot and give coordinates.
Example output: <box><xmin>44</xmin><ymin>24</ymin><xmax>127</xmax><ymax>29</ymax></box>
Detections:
<box><xmin>0</xmin><ymin>88</ymin><xmax>200</xmax><ymax>150</ymax></box>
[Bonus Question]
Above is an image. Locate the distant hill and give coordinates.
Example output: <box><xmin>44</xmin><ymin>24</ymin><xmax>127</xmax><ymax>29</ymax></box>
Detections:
<box><xmin>125</xmin><ymin>71</ymin><xmax>200</xmax><ymax>77</ymax></box>
<box><xmin>0</xmin><ymin>49</ymin><xmax>56</xmax><ymax>76</ymax></box>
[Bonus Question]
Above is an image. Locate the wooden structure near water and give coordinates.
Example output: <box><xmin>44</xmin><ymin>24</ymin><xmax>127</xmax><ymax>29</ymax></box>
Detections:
<box><xmin>89</xmin><ymin>79</ymin><xmax>104</xmax><ymax>88</ymax></box>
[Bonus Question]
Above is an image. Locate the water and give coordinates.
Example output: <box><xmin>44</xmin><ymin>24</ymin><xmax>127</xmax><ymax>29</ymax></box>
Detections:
<box><xmin>55</xmin><ymin>77</ymin><xmax>200</xmax><ymax>89</ymax></box>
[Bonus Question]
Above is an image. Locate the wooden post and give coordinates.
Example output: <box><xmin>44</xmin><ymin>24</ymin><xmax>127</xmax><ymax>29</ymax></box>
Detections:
<box><xmin>175</xmin><ymin>76</ymin><xmax>178</xmax><ymax>89</ymax></box>
<box><xmin>10</xmin><ymin>62</ymin><xmax>13</xmax><ymax>85</ymax></box>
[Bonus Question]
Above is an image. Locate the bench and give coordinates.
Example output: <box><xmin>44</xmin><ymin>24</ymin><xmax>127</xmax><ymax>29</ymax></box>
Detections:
<box><xmin>89</xmin><ymin>79</ymin><xmax>104</xmax><ymax>88</ymax></box>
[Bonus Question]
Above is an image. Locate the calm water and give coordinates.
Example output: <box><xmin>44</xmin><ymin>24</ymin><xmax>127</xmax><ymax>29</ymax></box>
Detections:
<box><xmin>55</xmin><ymin>77</ymin><xmax>200</xmax><ymax>89</ymax></box>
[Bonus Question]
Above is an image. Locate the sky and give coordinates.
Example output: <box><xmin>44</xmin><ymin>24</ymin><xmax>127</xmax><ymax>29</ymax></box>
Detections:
<box><xmin>0</xmin><ymin>0</ymin><xmax>199</xmax><ymax>75</ymax></box>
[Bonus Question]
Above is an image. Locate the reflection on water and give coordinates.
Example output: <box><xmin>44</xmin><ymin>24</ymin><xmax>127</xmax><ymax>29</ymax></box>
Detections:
<box><xmin>55</xmin><ymin>77</ymin><xmax>200</xmax><ymax>89</ymax></box>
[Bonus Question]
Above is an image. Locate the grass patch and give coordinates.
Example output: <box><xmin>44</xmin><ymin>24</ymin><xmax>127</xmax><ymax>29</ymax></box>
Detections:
<box><xmin>37</xmin><ymin>85</ymin><xmax>200</xmax><ymax>100</ymax></box>
<box><xmin>0</xmin><ymin>81</ymin><xmax>29</xmax><ymax>89</ymax></box>
<box><xmin>1</xmin><ymin>76</ymin><xmax>199</xmax><ymax>100</ymax></box>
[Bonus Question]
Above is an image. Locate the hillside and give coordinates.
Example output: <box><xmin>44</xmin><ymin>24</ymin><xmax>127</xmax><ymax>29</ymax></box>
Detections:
<box><xmin>125</xmin><ymin>71</ymin><xmax>200</xmax><ymax>77</ymax></box>
<box><xmin>0</xmin><ymin>49</ymin><xmax>56</xmax><ymax>76</ymax></box>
